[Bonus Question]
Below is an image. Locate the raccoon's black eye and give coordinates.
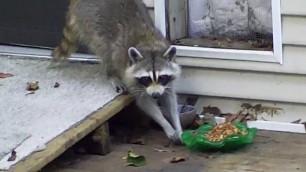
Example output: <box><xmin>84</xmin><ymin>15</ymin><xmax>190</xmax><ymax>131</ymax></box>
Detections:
<box><xmin>158</xmin><ymin>75</ymin><xmax>172</xmax><ymax>85</ymax></box>
<box><xmin>137</xmin><ymin>76</ymin><xmax>152</xmax><ymax>87</ymax></box>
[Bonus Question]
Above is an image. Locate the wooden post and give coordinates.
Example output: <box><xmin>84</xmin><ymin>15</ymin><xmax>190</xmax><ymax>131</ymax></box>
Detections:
<box><xmin>85</xmin><ymin>122</ymin><xmax>112</xmax><ymax>155</ymax></box>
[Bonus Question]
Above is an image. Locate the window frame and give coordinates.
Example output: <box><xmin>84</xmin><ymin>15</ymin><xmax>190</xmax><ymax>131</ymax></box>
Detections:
<box><xmin>154</xmin><ymin>0</ymin><xmax>283</xmax><ymax>64</ymax></box>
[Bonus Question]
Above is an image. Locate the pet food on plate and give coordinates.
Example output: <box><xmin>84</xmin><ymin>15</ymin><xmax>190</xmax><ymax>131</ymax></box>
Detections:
<box><xmin>205</xmin><ymin>123</ymin><xmax>247</xmax><ymax>142</ymax></box>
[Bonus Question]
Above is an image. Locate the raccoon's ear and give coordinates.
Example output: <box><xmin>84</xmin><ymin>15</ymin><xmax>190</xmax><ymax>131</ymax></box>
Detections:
<box><xmin>162</xmin><ymin>46</ymin><xmax>177</xmax><ymax>61</ymax></box>
<box><xmin>128</xmin><ymin>47</ymin><xmax>143</xmax><ymax>63</ymax></box>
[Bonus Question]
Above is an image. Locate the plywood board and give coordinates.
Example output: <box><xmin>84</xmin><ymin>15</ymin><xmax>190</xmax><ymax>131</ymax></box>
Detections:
<box><xmin>0</xmin><ymin>56</ymin><xmax>133</xmax><ymax>170</ymax></box>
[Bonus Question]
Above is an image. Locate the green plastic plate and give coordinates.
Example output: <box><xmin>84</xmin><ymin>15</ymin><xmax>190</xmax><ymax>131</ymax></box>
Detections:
<box><xmin>181</xmin><ymin>122</ymin><xmax>257</xmax><ymax>152</ymax></box>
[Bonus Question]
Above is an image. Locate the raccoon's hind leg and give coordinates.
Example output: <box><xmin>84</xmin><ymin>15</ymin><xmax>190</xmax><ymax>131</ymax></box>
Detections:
<box><xmin>51</xmin><ymin>13</ymin><xmax>78</xmax><ymax>61</ymax></box>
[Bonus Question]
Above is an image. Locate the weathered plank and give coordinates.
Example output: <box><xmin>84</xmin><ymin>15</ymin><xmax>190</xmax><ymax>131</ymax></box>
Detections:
<box><xmin>148</xmin><ymin>9</ymin><xmax>155</xmax><ymax>22</ymax></box>
<box><xmin>9</xmin><ymin>95</ymin><xmax>134</xmax><ymax>172</ymax></box>
<box><xmin>165</xmin><ymin>0</ymin><xmax>188</xmax><ymax>41</ymax></box>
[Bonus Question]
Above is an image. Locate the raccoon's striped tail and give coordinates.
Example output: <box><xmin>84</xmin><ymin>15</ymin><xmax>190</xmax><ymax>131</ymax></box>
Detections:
<box><xmin>51</xmin><ymin>12</ymin><xmax>78</xmax><ymax>61</ymax></box>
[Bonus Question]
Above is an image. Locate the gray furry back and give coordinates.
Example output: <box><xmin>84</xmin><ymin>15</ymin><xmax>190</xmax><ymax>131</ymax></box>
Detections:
<box><xmin>69</xmin><ymin>0</ymin><xmax>168</xmax><ymax>77</ymax></box>
<box><xmin>73</xmin><ymin>0</ymin><xmax>165</xmax><ymax>51</ymax></box>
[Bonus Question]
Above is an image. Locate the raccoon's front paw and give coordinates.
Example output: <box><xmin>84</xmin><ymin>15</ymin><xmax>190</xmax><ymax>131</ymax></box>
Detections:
<box><xmin>110</xmin><ymin>77</ymin><xmax>127</xmax><ymax>94</ymax></box>
<box><xmin>166</xmin><ymin>128</ymin><xmax>182</xmax><ymax>144</ymax></box>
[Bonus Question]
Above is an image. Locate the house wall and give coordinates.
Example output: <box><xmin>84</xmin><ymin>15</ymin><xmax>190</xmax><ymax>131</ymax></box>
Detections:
<box><xmin>144</xmin><ymin>0</ymin><xmax>306</xmax><ymax>125</ymax></box>
<box><xmin>173</xmin><ymin>0</ymin><xmax>306</xmax><ymax>103</ymax></box>
<box><xmin>143</xmin><ymin>0</ymin><xmax>306</xmax><ymax>102</ymax></box>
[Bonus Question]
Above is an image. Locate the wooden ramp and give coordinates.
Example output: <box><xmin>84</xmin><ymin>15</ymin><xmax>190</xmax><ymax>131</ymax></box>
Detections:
<box><xmin>10</xmin><ymin>95</ymin><xmax>133</xmax><ymax>172</ymax></box>
<box><xmin>0</xmin><ymin>56</ymin><xmax>133</xmax><ymax>171</ymax></box>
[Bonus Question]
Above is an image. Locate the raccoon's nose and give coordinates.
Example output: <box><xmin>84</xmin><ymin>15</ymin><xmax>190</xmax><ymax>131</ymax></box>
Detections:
<box><xmin>152</xmin><ymin>92</ymin><xmax>161</xmax><ymax>99</ymax></box>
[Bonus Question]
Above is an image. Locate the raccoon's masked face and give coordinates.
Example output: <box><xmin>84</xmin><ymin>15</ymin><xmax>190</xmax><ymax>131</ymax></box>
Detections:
<box><xmin>125</xmin><ymin>46</ymin><xmax>181</xmax><ymax>98</ymax></box>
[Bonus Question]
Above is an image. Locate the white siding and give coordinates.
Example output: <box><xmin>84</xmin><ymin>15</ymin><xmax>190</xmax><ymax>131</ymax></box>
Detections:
<box><xmin>282</xmin><ymin>16</ymin><xmax>306</xmax><ymax>45</ymax></box>
<box><xmin>281</xmin><ymin>0</ymin><xmax>306</xmax><ymax>16</ymax></box>
<box><xmin>175</xmin><ymin>67</ymin><xmax>306</xmax><ymax>104</ymax></box>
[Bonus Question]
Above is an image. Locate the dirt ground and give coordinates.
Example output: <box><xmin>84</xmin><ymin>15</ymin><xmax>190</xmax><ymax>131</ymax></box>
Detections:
<box><xmin>40</xmin><ymin>103</ymin><xmax>305</xmax><ymax>172</ymax></box>
<box><xmin>42</xmin><ymin>128</ymin><xmax>306</xmax><ymax>172</ymax></box>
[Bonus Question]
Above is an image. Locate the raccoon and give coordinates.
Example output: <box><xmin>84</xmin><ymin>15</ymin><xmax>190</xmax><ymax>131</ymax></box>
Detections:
<box><xmin>52</xmin><ymin>0</ymin><xmax>183</xmax><ymax>142</ymax></box>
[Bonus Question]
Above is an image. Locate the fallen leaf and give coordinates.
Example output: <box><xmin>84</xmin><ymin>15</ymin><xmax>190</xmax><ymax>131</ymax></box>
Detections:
<box><xmin>241</xmin><ymin>103</ymin><xmax>253</xmax><ymax>109</ymax></box>
<box><xmin>130</xmin><ymin>137</ymin><xmax>146</xmax><ymax>145</ymax></box>
<box><xmin>253</xmin><ymin>104</ymin><xmax>262</xmax><ymax>111</ymax></box>
<box><xmin>7</xmin><ymin>150</ymin><xmax>17</xmax><ymax>161</ymax></box>
<box><xmin>291</xmin><ymin>119</ymin><xmax>301</xmax><ymax>124</ymax></box>
<box><xmin>27</xmin><ymin>81</ymin><xmax>39</xmax><ymax>91</ymax></box>
<box><xmin>201</xmin><ymin>106</ymin><xmax>221</xmax><ymax>116</ymax></box>
<box><xmin>126</xmin><ymin>151</ymin><xmax>146</xmax><ymax>167</ymax></box>
<box><xmin>169</xmin><ymin>156</ymin><xmax>187</xmax><ymax>163</ymax></box>
<box><xmin>225</xmin><ymin>112</ymin><xmax>241</xmax><ymax>123</ymax></box>
<box><xmin>54</xmin><ymin>82</ymin><xmax>60</xmax><ymax>88</ymax></box>
<box><xmin>203</xmin><ymin>152</ymin><xmax>222</xmax><ymax>159</ymax></box>
<box><xmin>25</xmin><ymin>91</ymin><xmax>35</xmax><ymax>96</ymax></box>
<box><xmin>245</xmin><ymin>114</ymin><xmax>257</xmax><ymax>121</ymax></box>
<box><xmin>0</xmin><ymin>72</ymin><xmax>14</xmax><ymax>79</ymax></box>
<box><xmin>261</xmin><ymin>117</ymin><xmax>268</xmax><ymax>121</ymax></box>
<box><xmin>232</xmin><ymin>113</ymin><xmax>247</xmax><ymax>123</ymax></box>
<box><xmin>153</xmin><ymin>148</ymin><xmax>169</xmax><ymax>153</ymax></box>
<box><xmin>121</xmin><ymin>156</ymin><xmax>127</xmax><ymax>160</ymax></box>
<box><xmin>164</xmin><ymin>140</ymin><xmax>175</xmax><ymax>148</ymax></box>
<box><xmin>226</xmin><ymin>37</ymin><xmax>232</xmax><ymax>43</ymax></box>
